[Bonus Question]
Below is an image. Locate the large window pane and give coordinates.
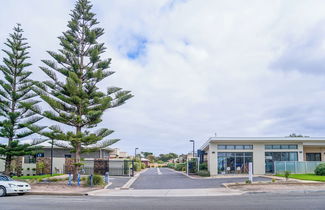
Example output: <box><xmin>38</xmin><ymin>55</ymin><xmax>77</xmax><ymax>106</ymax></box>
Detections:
<box><xmin>281</xmin><ymin>152</ymin><xmax>289</xmax><ymax>161</ymax></box>
<box><xmin>273</xmin><ymin>152</ymin><xmax>281</xmax><ymax>161</ymax></box>
<box><xmin>289</xmin><ymin>152</ymin><xmax>298</xmax><ymax>161</ymax></box>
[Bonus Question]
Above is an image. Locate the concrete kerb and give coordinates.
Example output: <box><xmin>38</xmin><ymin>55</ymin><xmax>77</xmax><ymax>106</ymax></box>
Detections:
<box><xmin>88</xmin><ymin>188</ymin><xmax>244</xmax><ymax>197</ymax></box>
<box><xmin>120</xmin><ymin>168</ymin><xmax>149</xmax><ymax>189</ymax></box>
<box><xmin>27</xmin><ymin>192</ymin><xmax>88</xmax><ymax>196</ymax></box>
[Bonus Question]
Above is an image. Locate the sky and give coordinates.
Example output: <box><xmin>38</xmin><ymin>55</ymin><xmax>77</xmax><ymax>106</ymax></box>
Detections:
<box><xmin>1</xmin><ymin>0</ymin><xmax>325</xmax><ymax>155</ymax></box>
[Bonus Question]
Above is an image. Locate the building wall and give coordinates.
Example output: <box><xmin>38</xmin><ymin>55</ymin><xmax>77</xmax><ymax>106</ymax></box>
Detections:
<box><xmin>42</xmin><ymin>148</ymin><xmax>103</xmax><ymax>159</ymax></box>
<box><xmin>303</xmin><ymin>146</ymin><xmax>325</xmax><ymax>161</ymax></box>
<box><xmin>208</xmin><ymin>143</ymin><xmax>217</xmax><ymax>176</ymax></box>
<box><xmin>207</xmin><ymin>142</ymin><xmax>303</xmax><ymax>175</ymax></box>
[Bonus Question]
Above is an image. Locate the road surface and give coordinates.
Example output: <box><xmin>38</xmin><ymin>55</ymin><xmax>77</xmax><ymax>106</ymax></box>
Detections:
<box><xmin>1</xmin><ymin>192</ymin><xmax>325</xmax><ymax>210</ymax></box>
<box><xmin>131</xmin><ymin>168</ymin><xmax>271</xmax><ymax>189</ymax></box>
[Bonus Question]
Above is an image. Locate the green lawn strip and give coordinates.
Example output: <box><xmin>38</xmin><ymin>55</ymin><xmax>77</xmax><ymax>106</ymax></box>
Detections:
<box><xmin>276</xmin><ymin>174</ymin><xmax>325</xmax><ymax>182</ymax></box>
<box><xmin>13</xmin><ymin>174</ymin><xmax>63</xmax><ymax>180</ymax></box>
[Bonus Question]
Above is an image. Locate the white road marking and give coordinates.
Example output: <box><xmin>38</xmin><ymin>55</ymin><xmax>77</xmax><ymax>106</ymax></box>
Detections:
<box><xmin>157</xmin><ymin>168</ymin><xmax>162</xmax><ymax>175</ymax></box>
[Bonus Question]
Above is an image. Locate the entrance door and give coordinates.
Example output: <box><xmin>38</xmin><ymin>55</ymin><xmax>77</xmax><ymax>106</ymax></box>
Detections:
<box><xmin>306</xmin><ymin>153</ymin><xmax>321</xmax><ymax>161</ymax></box>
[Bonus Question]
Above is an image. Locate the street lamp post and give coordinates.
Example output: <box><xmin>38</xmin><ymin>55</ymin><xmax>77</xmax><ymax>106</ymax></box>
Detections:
<box><xmin>134</xmin><ymin>147</ymin><xmax>139</xmax><ymax>160</ymax></box>
<box><xmin>189</xmin><ymin>140</ymin><xmax>195</xmax><ymax>158</ymax></box>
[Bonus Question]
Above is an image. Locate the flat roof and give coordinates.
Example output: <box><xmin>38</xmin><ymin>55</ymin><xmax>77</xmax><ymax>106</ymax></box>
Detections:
<box><xmin>200</xmin><ymin>137</ymin><xmax>325</xmax><ymax>150</ymax></box>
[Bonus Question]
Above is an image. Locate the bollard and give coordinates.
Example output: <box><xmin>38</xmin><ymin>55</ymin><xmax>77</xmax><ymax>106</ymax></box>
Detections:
<box><xmin>105</xmin><ymin>172</ymin><xmax>109</xmax><ymax>184</ymax></box>
<box><xmin>90</xmin><ymin>174</ymin><xmax>93</xmax><ymax>187</ymax></box>
<box><xmin>77</xmin><ymin>173</ymin><xmax>81</xmax><ymax>186</ymax></box>
<box><xmin>68</xmin><ymin>173</ymin><xmax>72</xmax><ymax>186</ymax></box>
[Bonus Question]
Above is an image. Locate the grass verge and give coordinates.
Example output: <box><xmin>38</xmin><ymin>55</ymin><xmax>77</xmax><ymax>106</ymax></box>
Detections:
<box><xmin>276</xmin><ymin>173</ymin><xmax>325</xmax><ymax>182</ymax></box>
<box><xmin>13</xmin><ymin>174</ymin><xmax>63</xmax><ymax>180</ymax></box>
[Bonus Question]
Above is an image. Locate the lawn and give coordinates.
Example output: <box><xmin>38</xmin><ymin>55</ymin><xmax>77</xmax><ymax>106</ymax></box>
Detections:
<box><xmin>276</xmin><ymin>173</ymin><xmax>325</xmax><ymax>182</ymax></box>
<box><xmin>13</xmin><ymin>174</ymin><xmax>63</xmax><ymax>180</ymax></box>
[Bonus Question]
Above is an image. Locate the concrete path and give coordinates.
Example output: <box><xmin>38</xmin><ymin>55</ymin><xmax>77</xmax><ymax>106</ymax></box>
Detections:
<box><xmin>130</xmin><ymin>168</ymin><xmax>271</xmax><ymax>189</ymax></box>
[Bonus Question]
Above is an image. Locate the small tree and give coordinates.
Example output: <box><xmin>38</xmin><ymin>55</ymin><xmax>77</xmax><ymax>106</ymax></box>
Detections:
<box><xmin>34</xmin><ymin>0</ymin><xmax>133</xmax><ymax>180</ymax></box>
<box><xmin>0</xmin><ymin>24</ymin><xmax>44</xmax><ymax>175</ymax></box>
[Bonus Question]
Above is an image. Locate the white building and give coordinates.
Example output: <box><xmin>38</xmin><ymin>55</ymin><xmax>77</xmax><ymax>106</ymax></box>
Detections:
<box><xmin>200</xmin><ymin>137</ymin><xmax>325</xmax><ymax>175</ymax></box>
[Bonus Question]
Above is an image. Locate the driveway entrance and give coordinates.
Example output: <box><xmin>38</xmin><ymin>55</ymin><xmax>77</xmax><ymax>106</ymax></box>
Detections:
<box><xmin>131</xmin><ymin>168</ymin><xmax>271</xmax><ymax>189</ymax></box>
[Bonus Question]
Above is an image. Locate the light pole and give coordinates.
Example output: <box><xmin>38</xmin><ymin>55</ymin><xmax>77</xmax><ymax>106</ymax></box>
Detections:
<box><xmin>134</xmin><ymin>147</ymin><xmax>139</xmax><ymax>160</ymax></box>
<box><xmin>189</xmin><ymin>140</ymin><xmax>195</xmax><ymax>158</ymax></box>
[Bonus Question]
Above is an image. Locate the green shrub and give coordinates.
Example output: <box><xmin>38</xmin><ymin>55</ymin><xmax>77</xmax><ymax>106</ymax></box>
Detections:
<box><xmin>175</xmin><ymin>163</ymin><xmax>186</xmax><ymax>171</ymax></box>
<box><xmin>167</xmin><ymin>163</ymin><xmax>175</xmax><ymax>168</ymax></box>
<box><xmin>315</xmin><ymin>163</ymin><xmax>325</xmax><ymax>176</ymax></box>
<box><xmin>87</xmin><ymin>175</ymin><xmax>104</xmax><ymax>186</ymax></box>
<box><xmin>199</xmin><ymin>162</ymin><xmax>208</xmax><ymax>170</ymax></box>
<box><xmin>141</xmin><ymin>163</ymin><xmax>146</xmax><ymax>169</ymax></box>
<box><xmin>245</xmin><ymin>180</ymin><xmax>252</xmax><ymax>184</ymax></box>
<box><xmin>133</xmin><ymin>162</ymin><xmax>141</xmax><ymax>171</ymax></box>
<box><xmin>198</xmin><ymin>170</ymin><xmax>210</xmax><ymax>177</ymax></box>
<box><xmin>284</xmin><ymin>171</ymin><xmax>291</xmax><ymax>180</ymax></box>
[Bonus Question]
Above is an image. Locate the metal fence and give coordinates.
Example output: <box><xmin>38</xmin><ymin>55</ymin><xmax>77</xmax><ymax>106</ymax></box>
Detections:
<box><xmin>64</xmin><ymin>159</ymin><xmax>133</xmax><ymax>176</ymax></box>
<box><xmin>274</xmin><ymin>161</ymin><xmax>324</xmax><ymax>174</ymax></box>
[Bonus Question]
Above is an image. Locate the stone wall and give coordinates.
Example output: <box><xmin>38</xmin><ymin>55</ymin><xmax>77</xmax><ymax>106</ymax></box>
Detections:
<box><xmin>64</xmin><ymin>158</ymin><xmax>75</xmax><ymax>174</ymax></box>
<box><xmin>36</xmin><ymin>157</ymin><xmax>51</xmax><ymax>175</ymax></box>
<box><xmin>94</xmin><ymin>159</ymin><xmax>109</xmax><ymax>175</ymax></box>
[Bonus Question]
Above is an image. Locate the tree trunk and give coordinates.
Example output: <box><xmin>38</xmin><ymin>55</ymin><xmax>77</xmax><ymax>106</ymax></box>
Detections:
<box><xmin>73</xmin><ymin>143</ymin><xmax>81</xmax><ymax>181</ymax></box>
<box><xmin>73</xmin><ymin>126</ymin><xmax>82</xmax><ymax>181</ymax></box>
<box><xmin>4</xmin><ymin>155</ymin><xmax>12</xmax><ymax>176</ymax></box>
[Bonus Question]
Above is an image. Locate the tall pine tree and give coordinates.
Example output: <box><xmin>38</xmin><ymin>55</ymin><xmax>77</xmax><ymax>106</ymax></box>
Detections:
<box><xmin>0</xmin><ymin>24</ymin><xmax>44</xmax><ymax>175</ymax></box>
<box><xmin>34</xmin><ymin>0</ymin><xmax>133</xmax><ymax>180</ymax></box>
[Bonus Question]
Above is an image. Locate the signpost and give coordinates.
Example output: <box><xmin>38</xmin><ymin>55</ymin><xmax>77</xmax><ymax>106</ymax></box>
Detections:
<box><xmin>248</xmin><ymin>162</ymin><xmax>253</xmax><ymax>183</ymax></box>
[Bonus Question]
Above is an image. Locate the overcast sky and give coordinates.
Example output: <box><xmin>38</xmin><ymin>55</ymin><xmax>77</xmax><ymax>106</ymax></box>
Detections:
<box><xmin>1</xmin><ymin>0</ymin><xmax>325</xmax><ymax>155</ymax></box>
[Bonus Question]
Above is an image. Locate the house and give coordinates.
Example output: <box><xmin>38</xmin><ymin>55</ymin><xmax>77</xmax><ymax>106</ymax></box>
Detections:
<box><xmin>1</xmin><ymin>140</ymin><xmax>112</xmax><ymax>176</ymax></box>
<box><xmin>109</xmin><ymin>148</ymin><xmax>129</xmax><ymax>159</ymax></box>
<box><xmin>200</xmin><ymin>137</ymin><xmax>325</xmax><ymax>176</ymax></box>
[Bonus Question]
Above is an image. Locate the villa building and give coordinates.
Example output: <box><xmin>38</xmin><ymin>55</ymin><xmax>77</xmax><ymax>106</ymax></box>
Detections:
<box><xmin>200</xmin><ymin>137</ymin><xmax>325</xmax><ymax>176</ymax></box>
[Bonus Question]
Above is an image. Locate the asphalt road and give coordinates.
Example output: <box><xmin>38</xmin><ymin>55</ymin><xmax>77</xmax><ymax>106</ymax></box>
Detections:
<box><xmin>131</xmin><ymin>168</ymin><xmax>271</xmax><ymax>189</ymax></box>
<box><xmin>2</xmin><ymin>192</ymin><xmax>325</xmax><ymax>210</ymax></box>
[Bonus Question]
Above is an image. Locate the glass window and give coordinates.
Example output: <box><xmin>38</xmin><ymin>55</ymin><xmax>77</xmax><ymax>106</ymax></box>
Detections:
<box><xmin>244</xmin><ymin>145</ymin><xmax>253</xmax><ymax>150</ymax></box>
<box><xmin>235</xmin><ymin>145</ymin><xmax>244</xmax><ymax>150</ymax></box>
<box><xmin>289</xmin><ymin>152</ymin><xmax>298</xmax><ymax>161</ymax></box>
<box><xmin>226</xmin><ymin>145</ymin><xmax>235</xmax><ymax>150</ymax></box>
<box><xmin>65</xmin><ymin>154</ymin><xmax>72</xmax><ymax>158</ymax></box>
<box><xmin>273</xmin><ymin>145</ymin><xmax>281</xmax><ymax>149</ymax></box>
<box><xmin>235</xmin><ymin>152</ymin><xmax>244</xmax><ymax>157</ymax></box>
<box><xmin>244</xmin><ymin>152</ymin><xmax>253</xmax><ymax>157</ymax></box>
<box><xmin>265</xmin><ymin>145</ymin><xmax>272</xmax><ymax>149</ymax></box>
<box><xmin>289</xmin><ymin>145</ymin><xmax>298</xmax><ymax>149</ymax></box>
<box><xmin>218</xmin><ymin>145</ymin><xmax>226</xmax><ymax>150</ymax></box>
<box><xmin>24</xmin><ymin>155</ymin><xmax>36</xmax><ymax>164</ymax></box>
<box><xmin>218</xmin><ymin>152</ymin><xmax>227</xmax><ymax>157</ymax></box>
<box><xmin>273</xmin><ymin>152</ymin><xmax>281</xmax><ymax>161</ymax></box>
<box><xmin>281</xmin><ymin>145</ymin><xmax>289</xmax><ymax>149</ymax></box>
<box><xmin>281</xmin><ymin>152</ymin><xmax>289</xmax><ymax>161</ymax></box>
<box><xmin>36</xmin><ymin>153</ymin><xmax>44</xmax><ymax>157</ymax></box>
<box><xmin>306</xmin><ymin>153</ymin><xmax>321</xmax><ymax>161</ymax></box>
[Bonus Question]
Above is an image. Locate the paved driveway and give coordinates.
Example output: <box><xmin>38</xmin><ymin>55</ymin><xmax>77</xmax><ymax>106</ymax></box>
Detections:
<box><xmin>131</xmin><ymin>168</ymin><xmax>271</xmax><ymax>189</ymax></box>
